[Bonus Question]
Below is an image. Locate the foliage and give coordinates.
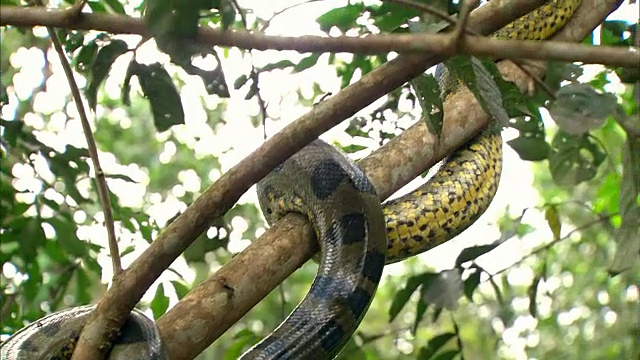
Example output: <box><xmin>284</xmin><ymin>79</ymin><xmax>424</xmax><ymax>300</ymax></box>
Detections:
<box><xmin>0</xmin><ymin>1</ymin><xmax>638</xmax><ymax>360</ymax></box>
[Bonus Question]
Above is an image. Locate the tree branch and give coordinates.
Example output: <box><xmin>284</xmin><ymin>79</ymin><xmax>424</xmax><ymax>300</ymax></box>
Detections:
<box><xmin>1</xmin><ymin>4</ymin><xmax>638</xmax><ymax>68</ymax></box>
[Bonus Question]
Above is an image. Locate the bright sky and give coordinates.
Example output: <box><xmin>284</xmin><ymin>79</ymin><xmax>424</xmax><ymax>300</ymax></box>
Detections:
<box><xmin>1</xmin><ymin>1</ymin><xmax>638</xmax><ymax>350</ymax></box>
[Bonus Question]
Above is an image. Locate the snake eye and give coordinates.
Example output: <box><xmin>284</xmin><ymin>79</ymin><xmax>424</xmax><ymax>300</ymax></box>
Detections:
<box><xmin>266</xmin><ymin>208</ymin><xmax>273</xmax><ymax>215</ymax></box>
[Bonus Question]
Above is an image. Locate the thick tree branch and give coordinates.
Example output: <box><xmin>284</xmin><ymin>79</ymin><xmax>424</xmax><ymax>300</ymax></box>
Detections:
<box><xmin>1</xmin><ymin>5</ymin><xmax>638</xmax><ymax>68</ymax></box>
<box><xmin>69</xmin><ymin>1</ymin><xmax>560</xmax><ymax>358</ymax></box>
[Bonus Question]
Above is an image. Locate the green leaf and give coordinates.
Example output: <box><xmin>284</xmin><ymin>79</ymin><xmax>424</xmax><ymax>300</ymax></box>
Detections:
<box><xmin>74</xmin><ymin>40</ymin><xmax>99</xmax><ymax>73</ymax></box>
<box><xmin>132</xmin><ymin>62</ymin><xmax>185</xmax><ymax>132</ymax></box>
<box><xmin>184</xmin><ymin>60</ymin><xmax>230</xmax><ymax>97</ymax></box>
<box><xmin>0</xmin><ymin>84</ymin><xmax>8</xmax><ymax>107</ymax></box>
<box><xmin>411</xmin><ymin>74</ymin><xmax>443</xmax><ymax>137</ymax></box>
<box><xmin>463</xmin><ymin>270</ymin><xmax>481</xmax><ymax>301</ymax></box>
<box><xmin>345</xmin><ymin>119</ymin><xmax>368</xmax><ymax>138</ymax></box>
<box><xmin>233</xmin><ymin>328</ymin><xmax>255</xmax><ymax>340</ymax></box>
<box><xmin>528</xmin><ymin>275</ymin><xmax>541</xmax><ymax>317</ymax></box>
<box><xmin>219</xmin><ymin>0</ymin><xmax>236</xmax><ymax>30</ymax></box>
<box><xmin>105</xmin><ymin>173</ymin><xmax>137</xmax><ymax>183</ymax></box>
<box><xmin>121</xmin><ymin>59</ymin><xmax>135</xmax><ymax>106</ymax></box>
<box><xmin>335</xmin><ymin>338</ymin><xmax>367</xmax><ymax>360</ymax></box>
<box><xmin>171</xmin><ymin>280</ymin><xmax>191</xmax><ymax>300</ymax></box>
<box><xmin>601</xmin><ymin>21</ymin><xmax>636</xmax><ymax>47</ymax></box>
<box><xmin>441</xmin><ymin>56</ymin><xmax>513</xmax><ymax>126</ymax></box>
<box><xmin>544</xmin><ymin>204</ymin><xmax>562</xmax><ymax>240</ymax></box>
<box><xmin>145</xmin><ymin>0</ymin><xmax>199</xmax><ymax>39</ymax></box>
<box><xmin>548</xmin><ymin>131</ymin><xmax>607</xmax><ymax>186</ymax></box>
<box><xmin>61</xmin><ymin>31</ymin><xmax>85</xmax><ymax>53</ymax></box>
<box><xmin>370</xmin><ymin>2</ymin><xmax>421</xmax><ymax>32</ymax></box>
<box><xmin>234</xmin><ymin>74</ymin><xmax>249</xmax><ymax>90</ymax></box>
<box><xmin>120</xmin><ymin>245</ymin><xmax>136</xmax><ymax>257</ymax></box>
<box><xmin>44</xmin><ymin>238</ymin><xmax>69</xmax><ymax>263</ymax></box>
<box><xmin>455</xmin><ymin>243</ymin><xmax>500</xmax><ymax>266</ymax></box>
<box><xmin>431</xmin><ymin>306</ymin><xmax>443</xmax><ymax>323</ymax></box>
<box><xmin>341</xmin><ymin>144</ymin><xmax>367</xmax><ymax>154</ymax></box>
<box><xmin>549</xmin><ymin>84</ymin><xmax>617</xmax><ymax>135</ymax></box>
<box><xmin>260</xmin><ymin>60</ymin><xmax>296</xmax><ymax>72</ymax></box>
<box><xmin>389</xmin><ymin>273</ymin><xmax>437</xmax><ymax>322</ymax></box>
<box><xmin>293</xmin><ymin>54</ymin><xmax>321</xmax><ymax>73</ymax></box>
<box><xmin>20</xmin><ymin>219</ymin><xmax>46</xmax><ymax>262</ymax></box>
<box><xmin>507</xmin><ymin>136</ymin><xmax>550</xmax><ymax>161</ymax></box>
<box><xmin>543</xmin><ymin>62</ymin><xmax>584</xmax><ymax>95</ymax></box>
<box><xmin>86</xmin><ymin>0</ymin><xmax>108</xmax><ymax>12</ymax></box>
<box><xmin>430</xmin><ymin>349</ymin><xmax>460</xmax><ymax>360</ymax></box>
<box><xmin>413</xmin><ymin>288</ymin><xmax>429</xmax><ymax>334</ymax></box>
<box><xmin>48</xmin><ymin>217</ymin><xmax>87</xmax><ymax>258</ymax></box>
<box><xmin>151</xmin><ymin>283</ymin><xmax>170</xmax><ymax>319</ymax></box>
<box><xmin>224</xmin><ymin>328</ymin><xmax>259</xmax><ymax>360</ymax></box>
<box><xmin>316</xmin><ymin>4</ymin><xmax>364</xmax><ymax>33</ymax></box>
<box><xmin>0</xmin><ymin>119</ymin><xmax>23</xmax><ymax>147</ymax></box>
<box><xmin>145</xmin><ymin>0</ymin><xmax>201</xmax><ymax>66</ymax></box>
<box><xmin>86</xmin><ymin>39</ymin><xmax>130</xmax><ymax>110</ymax></box>
<box><xmin>469</xmin><ymin>57</ymin><xmax>509</xmax><ymax>126</ymax></box>
<box><xmin>104</xmin><ymin>0</ymin><xmax>126</xmax><ymax>14</ymax></box>
<box><xmin>417</xmin><ymin>332</ymin><xmax>456</xmax><ymax>360</ymax></box>
<box><xmin>422</xmin><ymin>269</ymin><xmax>463</xmax><ymax>310</ymax></box>
<box><xmin>244</xmin><ymin>83</ymin><xmax>258</xmax><ymax>100</ymax></box>
<box><xmin>618</xmin><ymin>137</ymin><xmax>640</xmax><ymax>217</ymax></box>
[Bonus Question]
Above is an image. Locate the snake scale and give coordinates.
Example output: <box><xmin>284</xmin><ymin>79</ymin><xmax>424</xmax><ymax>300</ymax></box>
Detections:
<box><xmin>0</xmin><ymin>1</ymin><xmax>581</xmax><ymax>359</ymax></box>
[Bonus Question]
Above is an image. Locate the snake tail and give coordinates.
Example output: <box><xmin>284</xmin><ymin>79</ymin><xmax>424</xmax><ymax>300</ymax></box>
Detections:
<box><xmin>383</xmin><ymin>132</ymin><xmax>503</xmax><ymax>263</ymax></box>
<box><xmin>383</xmin><ymin>0</ymin><xmax>582</xmax><ymax>263</ymax></box>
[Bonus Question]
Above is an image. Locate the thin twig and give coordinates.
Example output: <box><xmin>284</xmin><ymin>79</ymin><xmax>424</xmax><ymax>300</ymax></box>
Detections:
<box><xmin>66</xmin><ymin>0</ymin><xmax>87</xmax><ymax>19</ymax></box>
<box><xmin>454</xmin><ymin>0</ymin><xmax>479</xmax><ymax>45</ymax></box>
<box><xmin>229</xmin><ymin>0</ymin><xmax>269</xmax><ymax>139</ymax></box>
<box><xmin>358</xmin><ymin>326</ymin><xmax>412</xmax><ymax>346</ymax></box>
<box><xmin>34</xmin><ymin>0</ymin><xmax>123</xmax><ymax>277</ymax></box>
<box><xmin>491</xmin><ymin>213</ymin><xmax>616</xmax><ymax>277</ymax></box>
<box><xmin>258</xmin><ymin>0</ymin><xmax>320</xmax><ymax>32</ymax></box>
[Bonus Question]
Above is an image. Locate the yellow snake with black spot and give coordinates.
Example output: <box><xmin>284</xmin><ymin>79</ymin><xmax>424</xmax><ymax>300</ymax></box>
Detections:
<box><xmin>0</xmin><ymin>1</ymin><xmax>581</xmax><ymax>359</ymax></box>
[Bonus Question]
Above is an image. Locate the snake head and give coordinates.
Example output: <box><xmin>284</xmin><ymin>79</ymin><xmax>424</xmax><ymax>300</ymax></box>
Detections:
<box><xmin>256</xmin><ymin>182</ymin><xmax>302</xmax><ymax>226</ymax></box>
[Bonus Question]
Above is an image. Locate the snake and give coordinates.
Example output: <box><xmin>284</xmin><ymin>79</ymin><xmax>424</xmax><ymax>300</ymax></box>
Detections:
<box><xmin>0</xmin><ymin>1</ymin><xmax>581</xmax><ymax>359</ymax></box>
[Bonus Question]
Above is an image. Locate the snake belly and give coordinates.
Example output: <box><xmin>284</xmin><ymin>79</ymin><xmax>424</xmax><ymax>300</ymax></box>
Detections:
<box><xmin>0</xmin><ymin>1</ymin><xmax>581</xmax><ymax>359</ymax></box>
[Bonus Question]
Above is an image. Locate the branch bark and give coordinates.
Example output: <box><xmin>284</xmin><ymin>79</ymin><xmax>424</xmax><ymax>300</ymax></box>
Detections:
<box><xmin>1</xmin><ymin>4</ymin><xmax>638</xmax><ymax>68</ymax></box>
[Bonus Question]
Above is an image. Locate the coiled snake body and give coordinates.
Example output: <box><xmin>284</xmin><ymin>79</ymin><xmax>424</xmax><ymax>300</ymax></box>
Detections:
<box><xmin>0</xmin><ymin>1</ymin><xmax>581</xmax><ymax>359</ymax></box>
